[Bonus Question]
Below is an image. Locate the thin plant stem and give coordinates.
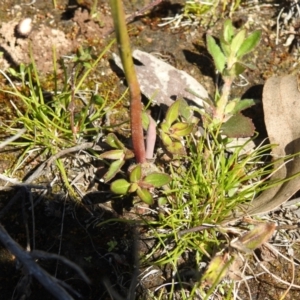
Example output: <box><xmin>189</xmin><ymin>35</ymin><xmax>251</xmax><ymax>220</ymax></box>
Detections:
<box><xmin>215</xmin><ymin>76</ymin><xmax>234</xmax><ymax>121</ymax></box>
<box><xmin>109</xmin><ymin>0</ymin><xmax>146</xmax><ymax>163</ymax></box>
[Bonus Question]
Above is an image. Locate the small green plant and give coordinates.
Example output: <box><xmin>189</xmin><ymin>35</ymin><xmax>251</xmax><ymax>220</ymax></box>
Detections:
<box><xmin>159</xmin><ymin>1</ymin><xmax>244</xmax><ymax>28</ymax></box>
<box><xmin>107</xmin><ymin>239</ymin><xmax>118</xmax><ymax>251</ymax></box>
<box><xmin>206</xmin><ymin>19</ymin><xmax>261</xmax><ymax>132</ymax></box>
<box><xmin>159</xmin><ymin>98</ymin><xmax>195</xmax><ymax>155</ymax></box>
<box><xmin>138</xmin><ymin>20</ymin><xmax>286</xmax><ymax>299</ymax></box>
<box><xmin>111</xmin><ymin>163</ymin><xmax>171</xmax><ymax>205</ymax></box>
<box><xmin>99</xmin><ymin>133</ymin><xmax>135</xmax><ymax>182</ymax></box>
<box><xmin>0</xmin><ymin>42</ymin><xmax>114</xmax><ymax>181</ymax></box>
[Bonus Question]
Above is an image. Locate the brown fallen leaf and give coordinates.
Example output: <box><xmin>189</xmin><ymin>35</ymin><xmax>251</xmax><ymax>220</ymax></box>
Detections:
<box><xmin>225</xmin><ymin>74</ymin><xmax>300</xmax><ymax>221</ymax></box>
<box><xmin>113</xmin><ymin>50</ymin><xmax>208</xmax><ymax>107</ymax></box>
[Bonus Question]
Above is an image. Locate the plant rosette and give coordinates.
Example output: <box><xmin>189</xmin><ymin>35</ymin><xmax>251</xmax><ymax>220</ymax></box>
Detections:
<box><xmin>110</xmin><ymin>163</ymin><xmax>171</xmax><ymax>205</ymax></box>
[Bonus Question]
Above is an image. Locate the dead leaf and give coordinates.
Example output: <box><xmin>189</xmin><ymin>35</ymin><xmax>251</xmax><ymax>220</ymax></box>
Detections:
<box><xmin>201</xmin><ymin>251</ymin><xmax>231</xmax><ymax>286</ymax></box>
<box><xmin>258</xmin><ymin>242</ymin><xmax>278</xmax><ymax>262</ymax></box>
<box><xmin>228</xmin><ymin>254</ymin><xmax>243</xmax><ymax>281</ymax></box>
<box><xmin>113</xmin><ymin>50</ymin><xmax>208</xmax><ymax>107</ymax></box>
<box><xmin>230</xmin><ymin>222</ymin><xmax>276</xmax><ymax>253</ymax></box>
<box><xmin>226</xmin><ymin>75</ymin><xmax>300</xmax><ymax>220</ymax></box>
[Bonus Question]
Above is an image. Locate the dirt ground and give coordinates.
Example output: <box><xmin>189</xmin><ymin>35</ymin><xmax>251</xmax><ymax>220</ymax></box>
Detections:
<box><xmin>1</xmin><ymin>0</ymin><xmax>300</xmax><ymax>299</ymax></box>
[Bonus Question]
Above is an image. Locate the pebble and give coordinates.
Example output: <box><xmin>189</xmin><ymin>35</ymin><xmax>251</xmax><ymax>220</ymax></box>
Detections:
<box><xmin>15</xmin><ymin>18</ymin><xmax>33</xmax><ymax>38</ymax></box>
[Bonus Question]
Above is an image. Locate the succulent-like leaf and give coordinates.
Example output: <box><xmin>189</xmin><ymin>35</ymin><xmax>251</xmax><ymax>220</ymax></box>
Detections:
<box><xmin>160</xmin><ymin>131</ymin><xmax>173</xmax><ymax>146</ymax></box>
<box><xmin>237</xmin><ymin>30</ymin><xmax>261</xmax><ymax>58</ymax></box>
<box><xmin>130</xmin><ymin>164</ymin><xmax>142</xmax><ymax>183</ymax></box>
<box><xmin>170</xmin><ymin>122</ymin><xmax>194</xmax><ymax>138</ymax></box>
<box><xmin>128</xmin><ymin>182</ymin><xmax>139</xmax><ymax>193</ymax></box>
<box><xmin>143</xmin><ymin>172</ymin><xmax>171</xmax><ymax>188</ymax></box>
<box><xmin>165</xmin><ymin>99</ymin><xmax>180</xmax><ymax>126</ymax></box>
<box><xmin>106</xmin><ymin>133</ymin><xmax>125</xmax><ymax>149</ymax></box>
<box><xmin>103</xmin><ymin>160</ymin><xmax>125</xmax><ymax>182</ymax></box>
<box><xmin>110</xmin><ymin>178</ymin><xmax>130</xmax><ymax>194</ymax></box>
<box><xmin>124</xmin><ymin>148</ymin><xmax>135</xmax><ymax>160</ymax></box>
<box><xmin>230</xmin><ymin>29</ymin><xmax>246</xmax><ymax>55</ymax></box>
<box><xmin>206</xmin><ymin>35</ymin><xmax>226</xmax><ymax>73</ymax></box>
<box><xmin>99</xmin><ymin>149</ymin><xmax>124</xmax><ymax>160</ymax></box>
<box><xmin>231</xmin><ymin>222</ymin><xmax>276</xmax><ymax>252</ymax></box>
<box><xmin>137</xmin><ymin>187</ymin><xmax>154</xmax><ymax>205</ymax></box>
<box><xmin>160</xmin><ymin>122</ymin><xmax>170</xmax><ymax>133</ymax></box>
<box><xmin>221</xmin><ymin>114</ymin><xmax>255</xmax><ymax>138</ymax></box>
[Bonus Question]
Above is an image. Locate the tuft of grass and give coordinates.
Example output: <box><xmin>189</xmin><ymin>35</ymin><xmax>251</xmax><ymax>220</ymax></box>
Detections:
<box><xmin>140</xmin><ymin>127</ymin><xmax>288</xmax><ymax>298</ymax></box>
<box><xmin>0</xmin><ymin>41</ymin><xmax>116</xmax><ymax>179</ymax></box>
<box><xmin>159</xmin><ymin>0</ymin><xmax>245</xmax><ymax>29</ymax></box>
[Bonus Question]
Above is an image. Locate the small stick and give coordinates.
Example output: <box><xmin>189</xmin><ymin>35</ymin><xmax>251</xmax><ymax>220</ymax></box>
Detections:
<box><xmin>178</xmin><ymin>224</ymin><xmax>217</xmax><ymax>237</ymax></box>
<box><xmin>24</xmin><ymin>142</ymin><xmax>94</xmax><ymax>184</ymax></box>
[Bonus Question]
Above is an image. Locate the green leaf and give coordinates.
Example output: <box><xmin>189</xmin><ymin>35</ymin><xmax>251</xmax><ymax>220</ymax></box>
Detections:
<box><xmin>124</xmin><ymin>149</ymin><xmax>135</xmax><ymax>160</ymax></box>
<box><xmin>130</xmin><ymin>164</ymin><xmax>142</xmax><ymax>182</ymax></box>
<box><xmin>92</xmin><ymin>95</ymin><xmax>105</xmax><ymax>105</ymax></box>
<box><xmin>137</xmin><ymin>187</ymin><xmax>154</xmax><ymax>205</ymax></box>
<box><xmin>143</xmin><ymin>172</ymin><xmax>171</xmax><ymax>188</ymax></box>
<box><xmin>103</xmin><ymin>160</ymin><xmax>125</xmax><ymax>182</ymax></box>
<box><xmin>229</xmin><ymin>61</ymin><xmax>246</xmax><ymax>76</ymax></box>
<box><xmin>223</xmin><ymin>19</ymin><xmax>235</xmax><ymax>43</ymax></box>
<box><xmin>160</xmin><ymin>131</ymin><xmax>173</xmax><ymax>146</ymax></box>
<box><xmin>170</xmin><ymin>122</ymin><xmax>194</xmax><ymax>138</ymax></box>
<box><xmin>110</xmin><ymin>178</ymin><xmax>130</xmax><ymax>194</ymax></box>
<box><xmin>237</xmin><ymin>30</ymin><xmax>261</xmax><ymax>58</ymax></box>
<box><xmin>8</xmin><ymin>68</ymin><xmax>19</xmax><ymax>77</ymax></box>
<box><xmin>142</xmin><ymin>111</ymin><xmax>150</xmax><ymax>131</ymax></box>
<box><xmin>128</xmin><ymin>182</ymin><xmax>139</xmax><ymax>193</ymax></box>
<box><xmin>179</xmin><ymin>98</ymin><xmax>193</xmax><ymax>120</ymax></box>
<box><xmin>99</xmin><ymin>149</ymin><xmax>124</xmax><ymax>160</ymax></box>
<box><xmin>165</xmin><ymin>99</ymin><xmax>180</xmax><ymax>126</ymax></box>
<box><xmin>160</xmin><ymin>122</ymin><xmax>170</xmax><ymax>133</ymax></box>
<box><xmin>158</xmin><ymin>197</ymin><xmax>167</xmax><ymax>206</ymax></box>
<box><xmin>230</xmin><ymin>29</ymin><xmax>246</xmax><ymax>55</ymax></box>
<box><xmin>206</xmin><ymin>35</ymin><xmax>226</xmax><ymax>73</ymax></box>
<box><xmin>105</xmin><ymin>133</ymin><xmax>125</xmax><ymax>149</ymax></box>
<box><xmin>166</xmin><ymin>141</ymin><xmax>186</xmax><ymax>155</ymax></box>
<box><xmin>231</xmin><ymin>99</ymin><xmax>255</xmax><ymax>114</ymax></box>
<box><xmin>224</xmin><ymin>100</ymin><xmax>238</xmax><ymax>115</ymax></box>
<box><xmin>221</xmin><ymin>113</ymin><xmax>255</xmax><ymax>138</ymax></box>
<box><xmin>220</xmin><ymin>37</ymin><xmax>231</xmax><ymax>57</ymax></box>
<box><xmin>242</xmin><ymin>62</ymin><xmax>257</xmax><ymax>70</ymax></box>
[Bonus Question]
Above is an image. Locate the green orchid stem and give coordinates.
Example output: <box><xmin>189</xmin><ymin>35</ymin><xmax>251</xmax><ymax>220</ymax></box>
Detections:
<box><xmin>109</xmin><ymin>0</ymin><xmax>146</xmax><ymax>164</ymax></box>
<box><xmin>215</xmin><ymin>76</ymin><xmax>234</xmax><ymax>121</ymax></box>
